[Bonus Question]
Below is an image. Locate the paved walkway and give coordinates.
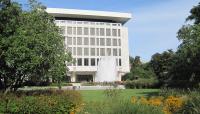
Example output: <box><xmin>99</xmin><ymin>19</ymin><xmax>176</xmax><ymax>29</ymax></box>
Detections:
<box><xmin>20</xmin><ymin>85</ymin><xmax>125</xmax><ymax>91</ymax></box>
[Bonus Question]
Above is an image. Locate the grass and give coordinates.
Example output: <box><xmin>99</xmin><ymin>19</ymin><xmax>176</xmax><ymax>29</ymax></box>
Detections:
<box><xmin>79</xmin><ymin>89</ymin><xmax>160</xmax><ymax>102</ymax></box>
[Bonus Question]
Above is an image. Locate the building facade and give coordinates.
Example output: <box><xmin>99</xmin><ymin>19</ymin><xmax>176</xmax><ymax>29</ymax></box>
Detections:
<box><xmin>47</xmin><ymin>8</ymin><xmax>131</xmax><ymax>82</ymax></box>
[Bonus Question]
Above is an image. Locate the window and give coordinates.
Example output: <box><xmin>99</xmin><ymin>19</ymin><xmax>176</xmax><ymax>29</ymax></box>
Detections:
<box><xmin>107</xmin><ymin>48</ymin><xmax>111</xmax><ymax>56</ymax></box>
<box><xmin>97</xmin><ymin>58</ymin><xmax>99</xmax><ymax>65</ymax></box>
<box><xmin>100</xmin><ymin>38</ymin><xmax>105</xmax><ymax>46</ymax></box>
<box><xmin>73</xmin><ymin>27</ymin><xmax>76</xmax><ymax>35</ymax></box>
<box><xmin>84</xmin><ymin>48</ymin><xmax>89</xmax><ymax>56</ymax></box>
<box><xmin>91</xmin><ymin>48</ymin><xmax>95</xmax><ymax>56</ymax></box>
<box><xmin>96</xmin><ymin>28</ymin><xmax>99</xmax><ymax>36</ymax></box>
<box><xmin>67</xmin><ymin>27</ymin><xmax>72</xmax><ymax>35</ymax></box>
<box><xmin>96</xmin><ymin>38</ymin><xmax>99</xmax><ymax>46</ymax></box>
<box><xmin>113</xmin><ymin>39</ymin><xmax>117</xmax><ymax>46</ymax></box>
<box><xmin>118</xmin><ymin>39</ymin><xmax>121</xmax><ymax>46</ymax></box>
<box><xmin>119</xmin><ymin>48</ymin><xmax>121</xmax><ymax>56</ymax></box>
<box><xmin>90</xmin><ymin>28</ymin><xmax>95</xmax><ymax>36</ymax></box>
<box><xmin>73</xmin><ymin>47</ymin><xmax>76</xmax><ymax>55</ymax></box>
<box><xmin>90</xmin><ymin>38</ymin><xmax>95</xmax><ymax>45</ymax></box>
<box><xmin>77</xmin><ymin>27</ymin><xmax>82</xmax><ymax>35</ymax></box>
<box><xmin>119</xmin><ymin>59</ymin><xmax>122</xmax><ymax>66</ymax></box>
<box><xmin>106</xmin><ymin>28</ymin><xmax>111</xmax><ymax>36</ymax></box>
<box><xmin>116</xmin><ymin>58</ymin><xmax>118</xmax><ymax>66</ymax></box>
<box><xmin>77</xmin><ymin>58</ymin><xmax>82</xmax><ymax>66</ymax></box>
<box><xmin>118</xmin><ymin>29</ymin><xmax>121</xmax><ymax>37</ymax></box>
<box><xmin>113</xmin><ymin>48</ymin><xmax>118</xmax><ymax>56</ymax></box>
<box><xmin>112</xmin><ymin>29</ymin><xmax>117</xmax><ymax>36</ymax></box>
<box><xmin>96</xmin><ymin>48</ymin><xmax>99</xmax><ymax>56</ymax></box>
<box><xmin>91</xmin><ymin>58</ymin><xmax>95</xmax><ymax>66</ymax></box>
<box><xmin>84</xmin><ymin>37</ymin><xmax>89</xmax><ymax>45</ymax></box>
<box><xmin>106</xmin><ymin>38</ymin><xmax>111</xmax><ymax>46</ymax></box>
<box><xmin>77</xmin><ymin>37</ymin><xmax>82</xmax><ymax>45</ymax></box>
<box><xmin>84</xmin><ymin>27</ymin><xmax>89</xmax><ymax>35</ymax></box>
<box><xmin>77</xmin><ymin>47</ymin><xmax>82</xmax><ymax>56</ymax></box>
<box><xmin>59</xmin><ymin>26</ymin><xmax>65</xmax><ymax>35</ymax></box>
<box><xmin>100</xmin><ymin>48</ymin><xmax>105</xmax><ymax>56</ymax></box>
<box><xmin>67</xmin><ymin>47</ymin><xmax>72</xmax><ymax>53</ymax></box>
<box><xmin>67</xmin><ymin>37</ymin><xmax>72</xmax><ymax>45</ymax></box>
<box><xmin>73</xmin><ymin>58</ymin><xmax>76</xmax><ymax>66</ymax></box>
<box><xmin>73</xmin><ymin>37</ymin><xmax>76</xmax><ymax>45</ymax></box>
<box><xmin>84</xmin><ymin>58</ymin><xmax>89</xmax><ymax>66</ymax></box>
<box><xmin>100</xmin><ymin>28</ymin><xmax>105</xmax><ymax>36</ymax></box>
<box><xmin>84</xmin><ymin>21</ymin><xmax>89</xmax><ymax>24</ymax></box>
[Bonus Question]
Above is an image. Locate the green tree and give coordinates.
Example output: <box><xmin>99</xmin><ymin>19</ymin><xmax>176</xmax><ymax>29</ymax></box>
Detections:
<box><xmin>0</xmin><ymin>0</ymin><xmax>71</xmax><ymax>92</ymax></box>
<box><xmin>122</xmin><ymin>56</ymin><xmax>156</xmax><ymax>81</ymax></box>
<box><xmin>186</xmin><ymin>2</ymin><xmax>200</xmax><ymax>24</ymax></box>
<box><xmin>150</xmin><ymin>50</ymin><xmax>174</xmax><ymax>82</ymax></box>
<box><xmin>167</xmin><ymin>2</ymin><xmax>200</xmax><ymax>88</ymax></box>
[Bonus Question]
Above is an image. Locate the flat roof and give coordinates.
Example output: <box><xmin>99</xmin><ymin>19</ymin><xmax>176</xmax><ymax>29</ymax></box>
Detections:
<box><xmin>46</xmin><ymin>8</ymin><xmax>132</xmax><ymax>24</ymax></box>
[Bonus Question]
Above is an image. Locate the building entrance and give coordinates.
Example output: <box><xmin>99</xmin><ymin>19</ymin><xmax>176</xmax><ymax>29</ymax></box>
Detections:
<box><xmin>76</xmin><ymin>75</ymin><xmax>93</xmax><ymax>82</ymax></box>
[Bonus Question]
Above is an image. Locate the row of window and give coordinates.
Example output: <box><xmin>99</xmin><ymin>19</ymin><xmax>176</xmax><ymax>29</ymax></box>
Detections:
<box><xmin>66</xmin><ymin>37</ymin><xmax>121</xmax><ymax>46</ymax></box>
<box><xmin>67</xmin><ymin>47</ymin><xmax>121</xmax><ymax>56</ymax></box>
<box><xmin>60</xmin><ymin>26</ymin><xmax>121</xmax><ymax>37</ymax></box>
<box><xmin>56</xmin><ymin>20</ymin><xmax>121</xmax><ymax>26</ymax></box>
<box><xmin>68</xmin><ymin>58</ymin><xmax>122</xmax><ymax>66</ymax></box>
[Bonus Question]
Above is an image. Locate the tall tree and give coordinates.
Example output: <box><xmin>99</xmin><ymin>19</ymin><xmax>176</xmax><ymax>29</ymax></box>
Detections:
<box><xmin>150</xmin><ymin>50</ymin><xmax>174</xmax><ymax>82</ymax></box>
<box><xmin>167</xmin><ymin>2</ymin><xmax>200</xmax><ymax>88</ymax></box>
<box><xmin>186</xmin><ymin>2</ymin><xmax>200</xmax><ymax>24</ymax></box>
<box><xmin>0</xmin><ymin>0</ymin><xmax>71</xmax><ymax>92</ymax></box>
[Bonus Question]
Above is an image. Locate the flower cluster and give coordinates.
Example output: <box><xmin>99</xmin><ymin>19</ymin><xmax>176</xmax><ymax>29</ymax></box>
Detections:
<box><xmin>131</xmin><ymin>95</ymin><xmax>184</xmax><ymax>114</ymax></box>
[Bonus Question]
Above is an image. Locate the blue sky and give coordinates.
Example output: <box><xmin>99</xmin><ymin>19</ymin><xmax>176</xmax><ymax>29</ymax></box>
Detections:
<box><xmin>17</xmin><ymin>0</ymin><xmax>199</xmax><ymax>62</ymax></box>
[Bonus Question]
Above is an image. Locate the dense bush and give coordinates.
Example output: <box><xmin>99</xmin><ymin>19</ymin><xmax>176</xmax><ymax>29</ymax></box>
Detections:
<box><xmin>23</xmin><ymin>80</ymin><xmax>51</xmax><ymax>86</ymax></box>
<box><xmin>124</xmin><ymin>79</ymin><xmax>161</xmax><ymax>89</ymax></box>
<box><xmin>0</xmin><ymin>89</ymin><xmax>82</xmax><ymax>114</ymax></box>
<box><xmin>164</xmin><ymin>80</ymin><xmax>200</xmax><ymax>89</ymax></box>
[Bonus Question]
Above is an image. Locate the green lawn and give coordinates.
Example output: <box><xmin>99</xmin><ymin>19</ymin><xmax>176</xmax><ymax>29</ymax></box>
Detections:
<box><xmin>79</xmin><ymin>89</ymin><xmax>160</xmax><ymax>102</ymax></box>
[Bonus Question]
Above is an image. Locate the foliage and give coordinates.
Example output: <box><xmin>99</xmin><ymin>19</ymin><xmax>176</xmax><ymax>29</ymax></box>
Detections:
<box><xmin>159</xmin><ymin>88</ymin><xmax>200</xmax><ymax>114</ymax></box>
<box><xmin>103</xmin><ymin>88</ymin><xmax>122</xmax><ymax>98</ymax></box>
<box><xmin>0</xmin><ymin>0</ymin><xmax>71</xmax><ymax>92</ymax></box>
<box><xmin>151</xmin><ymin>2</ymin><xmax>200</xmax><ymax>88</ymax></box>
<box><xmin>150</xmin><ymin>50</ymin><xmax>175</xmax><ymax>83</ymax></box>
<box><xmin>0</xmin><ymin>89</ymin><xmax>82</xmax><ymax>113</ymax></box>
<box><xmin>131</xmin><ymin>96</ymin><xmax>184</xmax><ymax>114</ymax></box>
<box><xmin>123</xmin><ymin>56</ymin><xmax>156</xmax><ymax>81</ymax></box>
<box><xmin>168</xmin><ymin>24</ymin><xmax>200</xmax><ymax>87</ymax></box>
<box><xmin>186</xmin><ymin>2</ymin><xmax>200</xmax><ymax>24</ymax></box>
<box><xmin>177</xmin><ymin>94</ymin><xmax>200</xmax><ymax>114</ymax></box>
<box><xmin>124</xmin><ymin>79</ymin><xmax>161</xmax><ymax>89</ymax></box>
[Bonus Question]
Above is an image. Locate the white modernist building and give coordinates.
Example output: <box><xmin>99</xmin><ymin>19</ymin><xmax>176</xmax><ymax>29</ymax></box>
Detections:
<box><xmin>47</xmin><ymin>8</ymin><xmax>131</xmax><ymax>82</ymax></box>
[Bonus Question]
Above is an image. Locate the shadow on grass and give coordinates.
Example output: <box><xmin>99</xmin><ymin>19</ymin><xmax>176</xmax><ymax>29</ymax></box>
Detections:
<box><xmin>136</xmin><ymin>91</ymin><xmax>159</xmax><ymax>97</ymax></box>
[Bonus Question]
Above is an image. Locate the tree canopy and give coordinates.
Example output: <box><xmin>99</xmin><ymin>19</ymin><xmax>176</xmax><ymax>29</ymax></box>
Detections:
<box><xmin>0</xmin><ymin>0</ymin><xmax>71</xmax><ymax>92</ymax></box>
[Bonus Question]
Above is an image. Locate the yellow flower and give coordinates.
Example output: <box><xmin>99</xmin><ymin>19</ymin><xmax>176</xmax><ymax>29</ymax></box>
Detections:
<box><xmin>131</xmin><ymin>96</ymin><xmax>137</xmax><ymax>104</ymax></box>
<box><xmin>70</xmin><ymin>111</ymin><xmax>75</xmax><ymax>114</ymax></box>
<box><xmin>163</xmin><ymin>96</ymin><xmax>183</xmax><ymax>113</ymax></box>
<box><xmin>140</xmin><ymin>97</ymin><xmax>149</xmax><ymax>105</ymax></box>
<box><xmin>148</xmin><ymin>97</ymin><xmax>162</xmax><ymax>106</ymax></box>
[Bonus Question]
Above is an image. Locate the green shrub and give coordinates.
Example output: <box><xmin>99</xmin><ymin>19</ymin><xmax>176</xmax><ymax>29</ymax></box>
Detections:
<box><xmin>159</xmin><ymin>88</ymin><xmax>200</xmax><ymax>114</ymax></box>
<box><xmin>124</xmin><ymin>79</ymin><xmax>161</xmax><ymax>89</ymax></box>
<box><xmin>177</xmin><ymin>95</ymin><xmax>200</xmax><ymax>114</ymax></box>
<box><xmin>0</xmin><ymin>89</ymin><xmax>82</xmax><ymax>114</ymax></box>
